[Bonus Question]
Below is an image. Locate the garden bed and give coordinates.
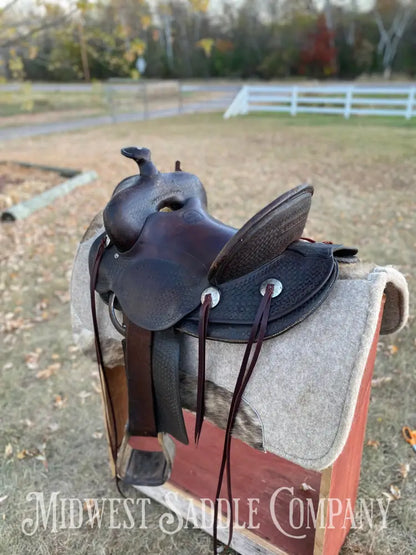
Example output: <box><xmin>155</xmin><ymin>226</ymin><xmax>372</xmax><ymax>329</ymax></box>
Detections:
<box><xmin>0</xmin><ymin>161</ymin><xmax>96</xmax><ymax>221</ymax></box>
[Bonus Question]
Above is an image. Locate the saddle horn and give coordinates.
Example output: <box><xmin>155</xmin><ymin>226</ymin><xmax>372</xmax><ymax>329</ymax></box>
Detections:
<box><xmin>121</xmin><ymin>146</ymin><xmax>158</xmax><ymax>177</ymax></box>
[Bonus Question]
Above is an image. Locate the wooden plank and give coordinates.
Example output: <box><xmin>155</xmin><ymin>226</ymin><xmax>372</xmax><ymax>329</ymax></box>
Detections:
<box><xmin>249</xmin><ymin>95</ymin><xmax>292</xmax><ymax>103</ymax></box>
<box><xmin>295</xmin><ymin>107</ymin><xmax>345</xmax><ymax>115</ymax></box>
<box><xmin>0</xmin><ymin>160</ymin><xmax>79</xmax><ymax>177</ymax></box>
<box><xmin>350</xmin><ymin>98</ymin><xmax>407</xmax><ymax>106</ymax></box>
<box><xmin>1</xmin><ymin>170</ymin><xmax>97</xmax><ymax>221</ymax></box>
<box><xmin>295</xmin><ymin>97</ymin><xmax>347</xmax><ymax>104</ymax></box>
<box><xmin>167</xmin><ymin>411</ymin><xmax>321</xmax><ymax>554</ymax></box>
<box><xmin>313</xmin><ymin>467</ymin><xmax>333</xmax><ymax>555</ymax></box>
<box><xmin>249</xmin><ymin>106</ymin><xmax>290</xmax><ymax>113</ymax></box>
<box><xmin>138</xmin><ymin>481</ymin><xmax>289</xmax><ymax>555</ymax></box>
<box><xmin>349</xmin><ymin>108</ymin><xmax>405</xmax><ymax>116</ymax></box>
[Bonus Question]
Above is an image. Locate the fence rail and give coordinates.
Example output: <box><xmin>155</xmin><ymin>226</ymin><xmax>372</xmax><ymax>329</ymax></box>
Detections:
<box><xmin>0</xmin><ymin>81</ymin><xmax>239</xmax><ymax>122</ymax></box>
<box><xmin>223</xmin><ymin>85</ymin><xmax>416</xmax><ymax>120</ymax></box>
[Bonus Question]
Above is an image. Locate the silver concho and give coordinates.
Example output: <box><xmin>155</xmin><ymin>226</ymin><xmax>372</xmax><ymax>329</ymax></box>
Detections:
<box><xmin>260</xmin><ymin>278</ymin><xmax>283</xmax><ymax>298</ymax></box>
<box><xmin>200</xmin><ymin>286</ymin><xmax>221</xmax><ymax>308</ymax></box>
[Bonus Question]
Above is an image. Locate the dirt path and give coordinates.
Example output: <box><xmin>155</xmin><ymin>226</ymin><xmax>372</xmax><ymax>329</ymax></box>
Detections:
<box><xmin>0</xmin><ymin>99</ymin><xmax>233</xmax><ymax>141</ymax></box>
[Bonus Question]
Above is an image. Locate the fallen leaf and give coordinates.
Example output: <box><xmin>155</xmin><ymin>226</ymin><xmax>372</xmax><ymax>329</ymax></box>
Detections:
<box><xmin>299</xmin><ymin>483</ymin><xmax>315</xmax><ymax>492</ymax></box>
<box><xmin>78</xmin><ymin>391</ymin><xmax>91</xmax><ymax>404</ymax></box>
<box><xmin>389</xmin><ymin>484</ymin><xmax>401</xmax><ymax>500</ymax></box>
<box><xmin>35</xmin><ymin>300</ymin><xmax>48</xmax><ymax>312</ymax></box>
<box><xmin>36</xmin><ymin>363</ymin><xmax>61</xmax><ymax>379</ymax></box>
<box><xmin>388</xmin><ymin>345</ymin><xmax>398</xmax><ymax>355</ymax></box>
<box><xmin>25</xmin><ymin>351</ymin><xmax>41</xmax><ymax>370</ymax></box>
<box><xmin>371</xmin><ymin>376</ymin><xmax>392</xmax><ymax>387</ymax></box>
<box><xmin>399</xmin><ymin>463</ymin><xmax>410</xmax><ymax>479</ymax></box>
<box><xmin>83</xmin><ymin>499</ymin><xmax>101</xmax><ymax>524</ymax></box>
<box><xmin>51</xmin><ymin>354</ymin><xmax>60</xmax><ymax>360</ymax></box>
<box><xmin>17</xmin><ymin>448</ymin><xmax>40</xmax><ymax>460</ymax></box>
<box><xmin>83</xmin><ymin>499</ymin><xmax>96</xmax><ymax>511</ymax></box>
<box><xmin>48</xmin><ymin>422</ymin><xmax>59</xmax><ymax>432</ymax></box>
<box><xmin>3</xmin><ymin>362</ymin><xmax>13</xmax><ymax>370</ymax></box>
<box><xmin>4</xmin><ymin>444</ymin><xmax>13</xmax><ymax>458</ymax></box>
<box><xmin>53</xmin><ymin>394</ymin><xmax>67</xmax><ymax>409</ymax></box>
<box><xmin>366</xmin><ymin>439</ymin><xmax>380</xmax><ymax>449</ymax></box>
<box><xmin>92</xmin><ymin>432</ymin><xmax>103</xmax><ymax>439</ymax></box>
<box><xmin>92</xmin><ymin>382</ymin><xmax>102</xmax><ymax>394</ymax></box>
<box><xmin>55</xmin><ymin>291</ymin><xmax>70</xmax><ymax>303</ymax></box>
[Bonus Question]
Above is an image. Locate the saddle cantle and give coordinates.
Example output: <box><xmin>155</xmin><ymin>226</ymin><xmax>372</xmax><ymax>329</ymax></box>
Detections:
<box><xmin>89</xmin><ymin>147</ymin><xmax>357</xmax><ymax>551</ymax></box>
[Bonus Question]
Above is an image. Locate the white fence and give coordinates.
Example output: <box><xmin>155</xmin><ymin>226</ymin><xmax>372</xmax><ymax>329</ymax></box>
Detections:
<box><xmin>223</xmin><ymin>84</ymin><xmax>416</xmax><ymax>120</ymax></box>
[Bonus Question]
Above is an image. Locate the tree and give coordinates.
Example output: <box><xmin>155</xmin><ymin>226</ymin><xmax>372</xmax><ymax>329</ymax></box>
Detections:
<box><xmin>373</xmin><ymin>0</ymin><xmax>416</xmax><ymax>78</ymax></box>
<box><xmin>300</xmin><ymin>15</ymin><xmax>337</xmax><ymax>77</ymax></box>
<box><xmin>0</xmin><ymin>1</ymin><xmax>75</xmax><ymax>80</ymax></box>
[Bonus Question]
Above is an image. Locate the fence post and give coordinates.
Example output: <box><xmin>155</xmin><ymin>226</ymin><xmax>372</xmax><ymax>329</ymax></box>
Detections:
<box><xmin>178</xmin><ymin>80</ymin><xmax>183</xmax><ymax>114</ymax></box>
<box><xmin>141</xmin><ymin>81</ymin><xmax>148</xmax><ymax>119</ymax></box>
<box><xmin>224</xmin><ymin>86</ymin><xmax>247</xmax><ymax>119</ymax></box>
<box><xmin>405</xmin><ymin>87</ymin><xmax>415</xmax><ymax>120</ymax></box>
<box><xmin>105</xmin><ymin>84</ymin><xmax>116</xmax><ymax>122</ymax></box>
<box><xmin>290</xmin><ymin>86</ymin><xmax>298</xmax><ymax>116</ymax></box>
<box><xmin>242</xmin><ymin>85</ymin><xmax>249</xmax><ymax>115</ymax></box>
<box><xmin>344</xmin><ymin>86</ymin><xmax>353</xmax><ymax>119</ymax></box>
<box><xmin>20</xmin><ymin>81</ymin><xmax>34</xmax><ymax>112</ymax></box>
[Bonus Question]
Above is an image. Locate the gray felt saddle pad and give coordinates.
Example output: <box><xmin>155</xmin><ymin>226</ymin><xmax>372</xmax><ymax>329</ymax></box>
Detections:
<box><xmin>71</xmin><ymin>227</ymin><xmax>408</xmax><ymax>470</ymax></box>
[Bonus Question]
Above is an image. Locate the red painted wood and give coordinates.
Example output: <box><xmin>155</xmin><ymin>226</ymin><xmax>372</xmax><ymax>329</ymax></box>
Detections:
<box><xmin>322</xmin><ymin>301</ymin><xmax>384</xmax><ymax>555</ymax></box>
<box><xmin>170</xmin><ymin>411</ymin><xmax>321</xmax><ymax>554</ymax></box>
<box><xmin>125</xmin><ymin>303</ymin><xmax>384</xmax><ymax>554</ymax></box>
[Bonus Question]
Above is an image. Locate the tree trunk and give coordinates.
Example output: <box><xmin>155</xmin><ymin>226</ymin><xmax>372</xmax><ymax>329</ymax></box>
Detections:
<box><xmin>78</xmin><ymin>20</ymin><xmax>90</xmax><ymax>82</ymax></box>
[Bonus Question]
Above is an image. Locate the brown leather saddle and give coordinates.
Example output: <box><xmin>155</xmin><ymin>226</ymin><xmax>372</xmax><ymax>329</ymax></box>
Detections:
<box><xmin>89</xmin><ymin>147</ymin><xmax>357</xmax><ymax>548</ymax></box>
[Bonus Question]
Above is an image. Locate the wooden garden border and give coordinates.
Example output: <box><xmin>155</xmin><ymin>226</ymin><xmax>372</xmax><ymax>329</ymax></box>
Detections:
<box><xmin>0</xmin><ymin>161</ymin><xmax>97</xmax><ymax>221</ymax></box>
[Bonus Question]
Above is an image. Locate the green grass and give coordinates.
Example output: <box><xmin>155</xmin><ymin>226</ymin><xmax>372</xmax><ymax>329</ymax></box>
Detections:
<box><xmin>245</xmin><ymin>111</ymin><xmax>416</xmax><ymax>128</ymax></box>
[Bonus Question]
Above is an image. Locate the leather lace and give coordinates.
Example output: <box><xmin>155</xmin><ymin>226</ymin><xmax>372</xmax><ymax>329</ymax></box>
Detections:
<box><xmin>195</xmin><ymin>293</ymin><xmax>212</xmax><ymax>444</ymax></box>
<box><xmin>197</xmin><ymin>283</ymin><xmax>275</xmax><ymax>553</ymax></box>
<box><xmin>90</xmin><ymin>236</ymin><xmax>119</xmax><ymax>466</ymax></box>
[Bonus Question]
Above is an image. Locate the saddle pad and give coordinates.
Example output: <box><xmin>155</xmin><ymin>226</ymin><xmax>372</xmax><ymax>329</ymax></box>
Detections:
<box><xmin>180</xmin><ymin>264</ymin><xmax>409</xmax><ymax>470</ymax></box>
<box><xmin>71</xmin><ymin>226</ymin><xmax>408</xmax><ymax>471</ymax></box>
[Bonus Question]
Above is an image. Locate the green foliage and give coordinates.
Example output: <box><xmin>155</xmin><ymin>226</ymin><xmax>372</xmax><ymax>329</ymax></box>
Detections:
<box><xmin>1</xmin><ymin>0</ymin><xmax>416</xmax><ymax>81</ymax></box>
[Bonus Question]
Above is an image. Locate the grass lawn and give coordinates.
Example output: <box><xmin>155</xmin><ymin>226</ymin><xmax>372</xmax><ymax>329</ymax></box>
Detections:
<box><xmin>0</xmin><ymin>113</ymin><xmax>415</xmax><ymax>554</ymax></box>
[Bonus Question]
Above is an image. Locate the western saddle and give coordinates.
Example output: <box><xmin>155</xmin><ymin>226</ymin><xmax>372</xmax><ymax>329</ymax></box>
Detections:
<box><xmin>89</xmin><ymin>146</ymin><xmax>357</xmax><ymax>550</ymax></box>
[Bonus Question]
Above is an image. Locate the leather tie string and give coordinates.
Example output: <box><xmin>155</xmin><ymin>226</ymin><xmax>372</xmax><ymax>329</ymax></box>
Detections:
<box><xmin>213</xmin><ymin>283</ymin><xmax>274</xmax><ymax>553</ymax></box>
<box><xmin>195</xmin><ymin>293</ymin><xmax>212</xmax><ymax>444</ymax></box>
<box><xmin>90</xmin><ymin>236</ymin><xmax>119</xmax><ymax>467</ymax></box>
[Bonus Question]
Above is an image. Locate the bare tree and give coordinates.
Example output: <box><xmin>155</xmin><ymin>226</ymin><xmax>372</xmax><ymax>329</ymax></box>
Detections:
<box><xmin>374</xmin><ymin>0</ymin><xmax>415</xmax><ymax>78</ymax></box>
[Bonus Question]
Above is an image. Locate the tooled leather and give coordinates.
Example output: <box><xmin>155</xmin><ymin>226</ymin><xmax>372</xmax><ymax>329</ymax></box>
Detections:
<box><xmin>179</xmin><ymin>241</ymin><xmax>338</xmax><ymax>341</ymax></box>
<box><xmin>152</xmin><ymin>329</ymin><xmax>188</xmax><ymax>444</ymax></box>
<box><xmin>209</xmin><ymin>184</ymin><xmax>313</xmax><ymax>284</ymax></box>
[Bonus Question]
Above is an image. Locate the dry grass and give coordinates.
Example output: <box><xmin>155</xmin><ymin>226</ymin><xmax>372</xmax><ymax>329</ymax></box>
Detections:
<box><xmin>0</xmin><ymin>113</ymin><xmax>415</xmax><ymax>554</ymax></box>
<box><xmin>0</xmin><ymin>163</ymin><xmax>63</xmax><ymax>211</ymax></box>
